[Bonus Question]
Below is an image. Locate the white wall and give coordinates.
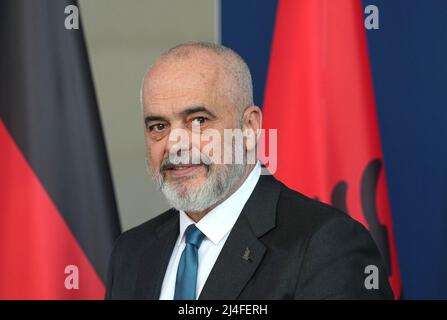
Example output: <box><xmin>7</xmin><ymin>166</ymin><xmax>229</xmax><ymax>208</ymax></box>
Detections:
<box><xmin>79</xmin><ymin>0</ymin><xmax>218</xmax><ymax>231</ymax></box>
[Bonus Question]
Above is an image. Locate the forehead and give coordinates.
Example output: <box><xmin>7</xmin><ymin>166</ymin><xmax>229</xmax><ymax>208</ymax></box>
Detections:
<box><xmin>142</xmin><ymin>54</ymin><xmax>227</xmax><ymax>116</ymax></box>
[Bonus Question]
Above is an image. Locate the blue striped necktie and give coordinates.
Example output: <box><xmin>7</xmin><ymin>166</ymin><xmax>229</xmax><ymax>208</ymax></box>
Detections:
<box><xmin>174</xmin><ymin>224</ymin><xmax>205</xmax><ymax>300</ymax></box>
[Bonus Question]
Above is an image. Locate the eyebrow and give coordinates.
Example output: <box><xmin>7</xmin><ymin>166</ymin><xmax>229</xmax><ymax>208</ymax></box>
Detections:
<box><xmin>179</xmin><ymin>106</ymin><xmax>217</xmax><ymax>119</ymax></box>
<box><xmin>144</xmin><ymin>106</ymin><xmax>217</xmax><ymax>126</ymax></box>
<box><xmin>144</xmin><ymin>115</ymin><xmax>168</xmax><ymax>127</ymax></box>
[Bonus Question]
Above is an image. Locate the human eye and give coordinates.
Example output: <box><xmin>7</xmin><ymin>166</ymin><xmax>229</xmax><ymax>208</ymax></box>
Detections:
<box><xmin>148</xmin><ymin>123</ymin><xmax>167</xmax><ymax>132</ymax></box>
<box><xmin>191</xmin><ymin>116</ymin><xmax>207</xmax><ymax>126</ymax></box>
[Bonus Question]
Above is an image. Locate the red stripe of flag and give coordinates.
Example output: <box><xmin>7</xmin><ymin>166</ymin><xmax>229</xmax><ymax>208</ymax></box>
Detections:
<box><xmin>0</xmin><ymin>120</ymin><xmax>104</xmax><ymax>299</ymax></box>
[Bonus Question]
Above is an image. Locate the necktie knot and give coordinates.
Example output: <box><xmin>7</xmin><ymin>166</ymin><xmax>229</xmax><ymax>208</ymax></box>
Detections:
<box><xmin>184</xmin><ymin>224</ymin><xmax>205</xmax><ymax>249</ymax></box>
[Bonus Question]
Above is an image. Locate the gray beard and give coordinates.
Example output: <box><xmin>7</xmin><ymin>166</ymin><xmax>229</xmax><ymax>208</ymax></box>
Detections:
<box><xmin>152</xmin><ymin>163</ymin><xmax>246</xmax><ymax>214</ymax></box>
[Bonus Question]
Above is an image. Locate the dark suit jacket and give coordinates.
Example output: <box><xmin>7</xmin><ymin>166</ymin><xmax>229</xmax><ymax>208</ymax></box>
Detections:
<box><xmin>106</xmin><ymin>174</ymin><xmax>394</xmax><ymax>300</ymax></box>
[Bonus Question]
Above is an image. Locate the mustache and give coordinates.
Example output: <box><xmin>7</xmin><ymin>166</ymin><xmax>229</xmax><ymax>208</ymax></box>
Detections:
<box><xmin>159</xmin><ymin>152</ymin><xmax>212</xmax><ymax>172</ymax></box>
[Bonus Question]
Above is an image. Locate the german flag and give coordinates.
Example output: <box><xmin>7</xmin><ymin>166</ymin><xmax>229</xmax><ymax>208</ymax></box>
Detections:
<box><xmin>0</xmin><ymin>0</ymin><xmax>121</xmax><ymax>299</ymax></box>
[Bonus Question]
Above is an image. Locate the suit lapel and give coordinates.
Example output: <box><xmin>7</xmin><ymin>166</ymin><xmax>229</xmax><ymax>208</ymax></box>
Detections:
<box><xmin>198</xmin><ymin>174</ymin><xmax>282</xmax><ymax>300</ymax></box>
<box><xmin>134</xmin><ymin>210</ymin><xmax>179</xmax><ymax>299</ymax></box>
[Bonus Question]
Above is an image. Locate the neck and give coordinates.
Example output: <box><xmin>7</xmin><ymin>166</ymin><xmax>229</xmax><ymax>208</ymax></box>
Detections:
<box><xmin>186</xmin><ymin>163</ymin><xmax>256</xmax><ymax>222</ymax></box>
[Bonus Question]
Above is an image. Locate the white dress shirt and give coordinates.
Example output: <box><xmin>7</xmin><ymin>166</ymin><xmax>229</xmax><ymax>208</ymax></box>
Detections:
<box><xmin>159</xmin><ymin>161</ymin><xmax>262</xmax><ymax>300</ymax></box>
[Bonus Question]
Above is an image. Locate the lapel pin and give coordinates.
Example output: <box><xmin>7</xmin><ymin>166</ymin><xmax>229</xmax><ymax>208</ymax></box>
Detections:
<box><xmin>242</xmin><ymin>247</ymin><xmax>252</xmax><ymax>262</ymax></box>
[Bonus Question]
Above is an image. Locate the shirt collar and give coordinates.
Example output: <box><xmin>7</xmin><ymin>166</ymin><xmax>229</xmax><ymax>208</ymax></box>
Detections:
<box><xmin>178</xmin><ymin>161</ymin><xmax>261</xmax><ymax>246</ymax></box>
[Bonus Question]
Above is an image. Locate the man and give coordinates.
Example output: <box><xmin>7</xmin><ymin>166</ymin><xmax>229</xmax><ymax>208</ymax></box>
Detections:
<box><xmin>105</xmin><ymin>42</ymin><xmax>393</xmax><ymax>300</ymax></box>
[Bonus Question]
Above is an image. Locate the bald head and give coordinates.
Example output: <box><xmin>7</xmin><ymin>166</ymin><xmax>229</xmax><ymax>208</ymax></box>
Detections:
<box><xmin>142</xmin><ymin>42</ymin><xmax>254</xmax><ymax>117</ymax></box>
